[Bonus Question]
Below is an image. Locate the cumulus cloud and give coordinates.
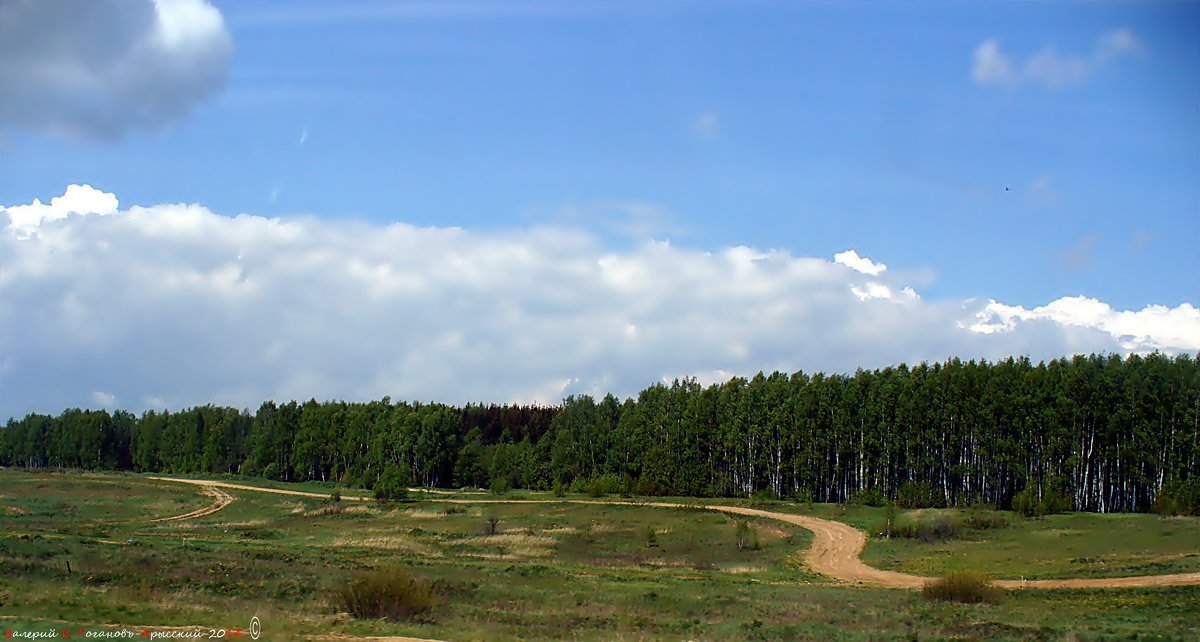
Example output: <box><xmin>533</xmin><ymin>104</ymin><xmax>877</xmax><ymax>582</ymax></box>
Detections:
<box><xmin>1</xmin><ymin>186</ymin><xmax>1196</xmax><ymax>417</ymax></box>
<box><xmin>972</xmin><ymin>28</ymin><xmax>1140</xmax><ymax>89</ymax></box>
<box><xmin>0</xmin><ymin>0</ymin><xmax>232</xmax><ymax>140</ymax></box>
<box><xmin>834</xmin><ymin>250</ymin><xmax>887</xmax><ymax>276</ymax></box>
<box><xmin>4</xmin><ymin>185</ymin><xmax>120</xmax><ymax>238</ymax></box>
<box><xmin>966</xmin><ymin>297</ymin><xmax>1200</xmax><ymax>352</ymax></box>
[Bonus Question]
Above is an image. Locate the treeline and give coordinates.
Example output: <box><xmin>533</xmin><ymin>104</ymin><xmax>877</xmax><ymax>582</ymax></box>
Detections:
<box><xmin>2</xmin><ymin>353</ymin><xmax>1198</xmax><ymax>513</ymax></box>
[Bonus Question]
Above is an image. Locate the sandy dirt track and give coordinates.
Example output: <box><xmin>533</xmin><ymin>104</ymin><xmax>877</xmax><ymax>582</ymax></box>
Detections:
<box><xmin>150</xmin><ymin>484</ymin><xmax>235</xmax><ymax>522</ymax></box>
<box><xmin>147</xmin><ymin>477</ymin><xmax>1200</xmax><ymax>589</ymax></box>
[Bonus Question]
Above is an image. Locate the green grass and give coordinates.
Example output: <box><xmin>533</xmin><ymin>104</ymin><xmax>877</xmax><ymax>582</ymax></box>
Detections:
<box><xmin>2</xmin><ymin>469</ymin><xmax>1199</xmax><ymax>641</ymax></box>
<box><xmin>862</xmin><ymin>507</ymin><xmax>1200</xmax><ymax>580</ymax></box>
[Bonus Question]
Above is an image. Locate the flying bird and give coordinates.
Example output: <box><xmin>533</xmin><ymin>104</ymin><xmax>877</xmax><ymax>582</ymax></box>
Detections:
<box><xmin>1005</xmin><ymin>186</ymin><xmax>1013</xmax><ymax>192</ymax></box>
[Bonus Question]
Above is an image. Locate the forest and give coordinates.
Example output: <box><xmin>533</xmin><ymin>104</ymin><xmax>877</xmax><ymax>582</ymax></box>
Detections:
<box><xmin>2</xmin><ymin>353</ymin><xmax>1198</xmax><ymax>514</ymax></box>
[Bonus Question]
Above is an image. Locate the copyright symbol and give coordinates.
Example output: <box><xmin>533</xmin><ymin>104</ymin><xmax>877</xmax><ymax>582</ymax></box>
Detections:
<box><xmin>250</xmin><ymin>617</ymin><xmax>261</xmax><ymax>640</ymax></box>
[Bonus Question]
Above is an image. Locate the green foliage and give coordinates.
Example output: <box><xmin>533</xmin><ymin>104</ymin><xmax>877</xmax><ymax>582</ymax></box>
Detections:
<box><xmin>1154</xmin><ymin>479</ymin><xmax>1200</xmax><ymax>516</ymax></box>
<box><xmin>896</xmin><ymin>482</ymin><xmax>942</xmax><ymax>509</ymax></box>
<box><xmin>587</xmin><ymin>478</ymin><xmax>607</xmax><ymax>498</ymax></box>
<box><xmin>329</xmin><ymin>489</ymin><xmax>341</xmax><ymax>503</ymax></box>
<box><xmin>2</xmin><ymin>353</ymin><xmax>1197</xmax><ymax>515</ymax></box>
<box><xmin>643</xmin><ymin>524</ymin><xmax>658</xmax><ymax>548</ymax></box>
<box><xmin>489</xmin><ymin>475</ymin><xmax>511</xmax><ymax>495</ymax></box>
<box><xmin>484</xmin><ymin>514</ymin><xmax>499</xmax><ymax>536</ymax></box>
<box><xmin>333</xmin><ymin>566</ymin><xmax>436</xmax><ymax>621</ymax></box>
<box><xmin>734</xmin><ymin>520</ymin><xmax>759</xmax><ymax>551</ymax></box>
<box><xmin>373</xmin><ymin>465</ymin><xmax>409</xmax><ymax>504</ymax></box>
<box><xmin>1012</xmin><ymin>484</ymin><xmax>1070</xmax><ymax>517</ymax></box>
<box><xmin>963</xmin><ymin>509</ymin><xmax>1010</xmax><ymax>530</ymax></box>
<box><xmin>922</xmin><ymin>571</ymin><xmax>1003</xmax><ymax>604</ymax></box>
<box><xmin>552</xmin><ymin>480</ymin><xmax>567</xmax><ymax>497</ymax></box>
<box><xmin>850</xmin><ymin>488</ymin><xmax>886</xmax><ymax>507</ymax></box>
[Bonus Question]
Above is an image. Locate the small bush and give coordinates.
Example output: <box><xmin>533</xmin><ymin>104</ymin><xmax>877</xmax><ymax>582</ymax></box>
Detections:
<box><xmin>587</xmin><ymin>478</ymin><xmax>606</xmax><ymax>498</ymax></box>
<box><xmin>552</xmin><ymin>480</ymin><xmax>567</xmax><ymax>497</ymax></box>
<box><xmin>896</xmin><ymin>481</ymin><xmax>943</xmax><ymax>509</ymax></box>
<box><xmin>483</xmin><ymin>514</ymin><xmax>499</xmax><ymax>536</ymax></box>
<box><xmin>490</xmin><ymin>476</ymin><xmax>511</xmax><ymax>495</ymax></box>
<box><xmin>882</xmin><ymin>516</ymin><xmax>963</xmax><ymax>542</ymax></box>
<box><xmin>791</xmin><ymin>488</ymin><xmax>814</xmax><ymax>506</ymax></box>
<box><xmin>963</xmin><ymin>509</ymin><xmax>1009</xmax><ymax>530</ymax></box>
<box><xmin>752</xmin><ymin>489</ymin><xmax>777</xmax><ymax>503</ymax></box>
<box><xmin>923</xmin><ymin>571</ymin><xmax>1003</xmax><ymax>604</ymax></box>
<box><xmin>850</xmin><ymin>487</ymin><xmax>887</xmax><ymax>507</ymax></box>
<box><xmin>374</xmin><ymin>466</ymin><xmax>409</xmax><ymax>504</ymax></box>
<box><xmin>329</xmin><ymin>490</ymin><xmax>341</xmax><ymax>504</ymax></box>
<box><xmin>735</xmin><ymin>520</ymin><xmax>759</xmax><ymax>551</ymax></box>
<box><xmin>1012</xmin><ymin>484</ymin><xmax>1070</xmax><ymax>517</ymax></box>
<box><xmin>334</xmin><ymin>566</ymin><xmax>436</xmax><ymax>621</ymax></box>
<box><xmin>1154</xmin><ymin>479</ymin><xmax>1200</xmax><ymax>516</ymax></box>
<box><xmin>643</xmin><ymin>525</ymin><xmax>658</xmax><ymax>548</ymax></box>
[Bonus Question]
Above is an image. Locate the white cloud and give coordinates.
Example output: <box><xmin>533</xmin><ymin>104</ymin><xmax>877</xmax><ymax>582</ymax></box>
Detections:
<box><xmin>966</xmin><ymin>297</ymin><xmax>1200</xmax><ymax>352</ymax></box>
<box><xmin>1</xmin><ymin>186</ymin><xmax>1196</xmax><ymax>417</ymax></box>
<box><xmin>91</xmin><ymin>391</ymin><xmax>118</xmax><ymax>408</ymax></box>
<box><xmin>3</xmin><ymin>185</ymin><xmax>120</xmax><ymax>237</ymax></box>
<box><xmin>834</xmin><ymin>249</ymin><xmax>887</xmax><ymax>276</ymax></box>
<box><xmin>972</xmin><ymin>28</ymin><xmax>1140</xmax><ymax>89</ymax></box>
<box><xmin>972</xmin><ymin>40</ymin><xmax>1016</xmax><ymax>85</ymax></box>
<box><xmin>0</xmin><ymin>0</ymin><xmax>232</xmax><ymax>140</ymax></box>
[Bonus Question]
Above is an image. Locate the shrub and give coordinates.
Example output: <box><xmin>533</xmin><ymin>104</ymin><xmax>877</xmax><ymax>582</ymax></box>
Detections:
<box><xmin>896</xmin><ymin>481</ymin><xmax>942</xmax><ymax>509</ymax></box>
<box><xmin>483</xmin><ymin>515</ymin><xmax>499</xmax><ymax>536</ymax></box>
<box><xmin>963</xmin><ymin>508</ymin><xmax>1009</xmax><ymax>530</ymax></box>
<box><xmin>1041</xmin><ymin>488</ymin><xmax>1072</xmax><ymax>515</ymax></box>
<box><xmin>850</xmin><ymin>487</ymin><xmax>887</xmax><ymax>507</ymax></box>
<box><xmin>752</xmin><ymin>489</ymin><xmax>777</xmax><ymax>503</ymax></box>
<box><xmin>329</xmin><ymin>490</ymin><xmax>341</xmax><ymax>504</ymax></box>
<box><xmin>881</xmin><ymin>515</ymin><xmax>963</xmax><ymax>542</ymax></box>
<box><xmin>643</xmin><ymin>525</ymin><xmax>658</xmax><ymax>548</ymax></box>
<box><xmin>734</xmin><ymin>520</ymin><xmax>759</xmax><ymax>551</ymax></box>
<box><xmin>334</xmin><ymin>566</ymin><xmax>436</xmax><ymax>621</ymax></box>
<box><xmin>489</xmin><ymin>476</ymin><xmax>511</xmax><ymax>495</ymax></box>
<box><xmin>552</xmin><ymin>480</ymin><xmax>567</xmax><ymax>497</ymax></box>
<box><xmin>1011</xmin><ymin>483</ymin><xmax>1070</xmax><ymax>517</ymax></box>
<box><xmin>1154</xmin><ymin>479</ymin><xmax>1200</xmax><ymax>516</ymax></box>
<box><xmin>587</xmin><ymin>478</ymin><xmax>606</xmax><ymax>498</ymax></box>
<box><xmin>373</xmin><ymin>466</ymin><xmax>409</xmax><ymax>504</ymax></box>
<box><xmin>922</xmin><ymin>571</ymin><xmax>1002</xmax><ymax>604</ymax></box>
<box><xmin>791</xmin><ymin>488</ymin><xmax>814</xmax><ymax>506</ymax></box>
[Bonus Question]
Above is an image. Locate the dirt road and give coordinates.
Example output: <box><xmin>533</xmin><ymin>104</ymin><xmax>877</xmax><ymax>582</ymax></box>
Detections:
<box><xmin>151</xmin><ymin>484</ymin><xmax>235</xmax><ymax>523</ymax></box>
<box><xmin>146</xmin><ymin>476</ymin><xmax>1200</xmax><ymax>589</ymax></box>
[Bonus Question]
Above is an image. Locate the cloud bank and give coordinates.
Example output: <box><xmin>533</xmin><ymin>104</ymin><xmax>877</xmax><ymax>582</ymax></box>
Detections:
<box><xmin>1</xmin><ymin>185</ymin><xmax>1196</xmax><ymax>417</ymax></box>
<box><xmin>0</xmin><ymin>0</ymin><xmax>232</xmax><ymax>140</ymax></box>
<box><xmin>972</xmin><ymin>28</ymin><xmax>1140</xmax><ymax>89</ymax></box>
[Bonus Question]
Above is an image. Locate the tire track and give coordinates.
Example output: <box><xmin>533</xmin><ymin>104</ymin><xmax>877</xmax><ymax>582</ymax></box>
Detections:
<box><xmin>147</xmin><ymin>476</ymin><xmax>1200</xmax><ymax>589</ymax></box>
<box><xmin>150</xmin><ymin>483</ymin><xmax>235</xmax><ymax>522</ymax></box>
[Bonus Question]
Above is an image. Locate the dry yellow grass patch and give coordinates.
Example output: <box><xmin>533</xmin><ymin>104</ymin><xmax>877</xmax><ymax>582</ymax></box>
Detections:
<box><xmin>460</xmin><ymin>551</ymin><xmax>519</xmax><ymax>561</ymax></box>
<box><xmin>329</xmin><ymin>535</ymin><xmax>443</xmax><ymax>557</ymax></box>
<box><xmin>720</xmin><ymin>563</ymin><xmax>766</xmax><ymax>574</ymax></box>
<box><xmin>286</xmin><ymin>501</ymin><xmax>311</xmax><ymax>514</ymax></box>
<box><xmin>214</xmin><ymin>519</ymin><xmax>271</xmax><ymax>528</ymax></box>
<box><xmin>403</xmin><ymin>508</ymin><xmax>450</xmax><ymax>520</ymax></box>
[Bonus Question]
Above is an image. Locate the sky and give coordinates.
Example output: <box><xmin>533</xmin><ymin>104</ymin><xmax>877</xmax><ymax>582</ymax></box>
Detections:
<box><xmin>0</xmin><ymin>0</ymin><xmax>1197</xmax><ymax>418</ymax></box>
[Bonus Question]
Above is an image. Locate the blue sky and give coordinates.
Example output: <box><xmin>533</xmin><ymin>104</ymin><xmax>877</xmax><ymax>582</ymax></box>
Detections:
<box><xmin>0</xmin><ymin>0</ymin><xmax>1197</xmax><ymax>416</ymax></box>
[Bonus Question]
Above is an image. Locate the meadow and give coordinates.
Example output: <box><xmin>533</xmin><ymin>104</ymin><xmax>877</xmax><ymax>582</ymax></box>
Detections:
<box><xmin>1</xmin><ymin>469</ymin><xmax>1198</xmax><ymax>641</ymax></box>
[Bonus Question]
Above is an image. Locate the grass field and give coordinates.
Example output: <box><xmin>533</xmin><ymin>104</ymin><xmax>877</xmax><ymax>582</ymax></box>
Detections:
<box><xmin>2</xmin><ymin>469</ymin><xmax>1198</xmax><ymax>641</ymax></box>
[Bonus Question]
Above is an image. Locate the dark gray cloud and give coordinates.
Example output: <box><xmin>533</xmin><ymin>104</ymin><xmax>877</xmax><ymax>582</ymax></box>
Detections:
<box><xmin>0</xmin><ymin>0</ymin><xmax>232</xmax><ymax>140</ymax></box>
